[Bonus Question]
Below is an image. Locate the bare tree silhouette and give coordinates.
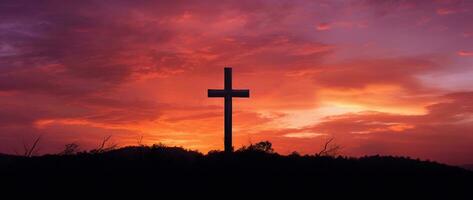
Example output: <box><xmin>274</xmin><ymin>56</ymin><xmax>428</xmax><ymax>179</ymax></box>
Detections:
<box><xmin>90</xmin><ymin>135</ymin><xmax>118</xmax><ymax>153</ymax></box>
<box><xmin>22</xmin><ymin>135</ymin><xmax>42</xmax><ymax>157</ymax></box>
<box><xmin>136</xmin><ymin>135</ymin><xmax>144</xmax><ymax>146</ymax></box>
<box><xmin>316</xmin><ymin>138</ymin><xmax>341</xmax><ymax>157</ymax></box>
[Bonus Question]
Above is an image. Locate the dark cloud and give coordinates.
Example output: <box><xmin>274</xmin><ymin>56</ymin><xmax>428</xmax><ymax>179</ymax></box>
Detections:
<box><xmin>0</xmin><ymin>0</ymin><xmax>320</xmax><ymax>95</ymax></box>
<box><xmin>0</xmin><ymin>0</ymin><xmax>176</xmax><ymax>95</ymax></box>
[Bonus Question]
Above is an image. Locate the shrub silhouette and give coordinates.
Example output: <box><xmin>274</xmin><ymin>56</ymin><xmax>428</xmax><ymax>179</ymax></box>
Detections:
<box><xmin>59</xmin><ymin>143</ymin><xmax>80</xmax><ymax>155</ymax></box>
<box><xmin>236</xmin><ymin>141</ymin><xmax>274</xmax><ymax>153</ymax></box>
<box><xmin>0</xmin><ymin>140</ymin><xmax>471</xmax><ymax>197</ymax></box>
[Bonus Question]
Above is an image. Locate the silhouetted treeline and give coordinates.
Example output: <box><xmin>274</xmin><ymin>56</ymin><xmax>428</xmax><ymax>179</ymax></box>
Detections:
<box><xmin>0</xmin><ymin>142</ymin><xmax>471</xmax><ymax>198</ymax></box>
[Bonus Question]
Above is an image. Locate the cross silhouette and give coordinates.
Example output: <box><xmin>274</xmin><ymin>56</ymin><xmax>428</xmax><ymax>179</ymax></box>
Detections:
<box><xmin>208</xmin><ymin>67</ymin><xmax>250</xmax><ymax>153</ymax></box>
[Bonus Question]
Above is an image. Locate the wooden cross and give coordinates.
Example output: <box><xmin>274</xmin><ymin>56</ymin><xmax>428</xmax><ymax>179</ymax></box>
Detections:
<box><xmin>208</xmin><ymin>67</ymin><xmax>250</xmax><ymax>153</ymax></box>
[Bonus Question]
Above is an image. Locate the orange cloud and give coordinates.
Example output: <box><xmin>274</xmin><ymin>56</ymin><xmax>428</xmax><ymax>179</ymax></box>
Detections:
<box><xmin>283</xmin><ymin>132</ymin><xmax>326</xmax><ymax>138</ymax></box>
<box><xmin>277</xmin><ymin>92</ymin><xmax>473</xmax><ymax>165</ymax></box>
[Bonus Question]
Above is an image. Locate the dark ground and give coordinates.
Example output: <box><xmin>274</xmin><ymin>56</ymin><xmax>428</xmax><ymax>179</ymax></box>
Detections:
<box><xmin>1</xmin><ymin>144</ymin><xmax>472</xmax><ymax>198</ymax></box>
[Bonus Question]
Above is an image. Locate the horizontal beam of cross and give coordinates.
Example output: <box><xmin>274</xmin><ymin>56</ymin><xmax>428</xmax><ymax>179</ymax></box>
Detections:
<box><xmin>208</xmin><ymin>89</ymin><xmax>250</xmax><ymax>98</ymax></box>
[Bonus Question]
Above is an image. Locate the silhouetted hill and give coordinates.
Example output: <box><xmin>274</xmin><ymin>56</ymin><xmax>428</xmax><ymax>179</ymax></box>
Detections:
<box><xmin>1</xmin><ymin>144</ymin><xmax>471</xmax><ymax>198</ymax></box>
<box><xmin>462</xmin><ymin>164</ymin><xmax>473</xmax><ymax>171</ymax></box>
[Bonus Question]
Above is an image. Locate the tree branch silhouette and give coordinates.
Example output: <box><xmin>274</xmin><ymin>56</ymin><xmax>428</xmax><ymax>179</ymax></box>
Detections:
<box><xmin>137</xmin><ymin>135</ymin><xmax>144</xmax><ymax>146</ymax></box>
<box><xmin>91</xmin><ymin>135</ymin><xmax>118</xmax><ymax>153</ymax></box>
<box><xmin>317</xmin><ymin>138</ymin><xmax>341</xmax><ymax>157</ymax></box>
<box><xmin>23</xmin><ymin>135</ymin><xmax>42</xmax><ymax>157</ymax></box>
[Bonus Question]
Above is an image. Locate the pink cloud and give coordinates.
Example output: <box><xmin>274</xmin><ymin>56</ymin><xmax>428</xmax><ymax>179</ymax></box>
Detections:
<box><xmin>316</xmin><ymin>23</ymin><xmax>331</xmax><ymax>31</ymax></box>
<box><xmin>458</xmin><ymin>50</ymin><xmax>473</xmax><ymax>56</ymax></box>
<box><xmin>312</xmin><ymin>57</ymin><xmax>444</xmax><ymax>91</ymax></box>
<box><xmin>436</xmin><ymin>8</ymin><xmax>457</xmax><ymax>15</ymax></box>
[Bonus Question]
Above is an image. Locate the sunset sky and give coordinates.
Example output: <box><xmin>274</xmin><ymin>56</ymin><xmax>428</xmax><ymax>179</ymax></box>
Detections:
<box><xmin>1</xmin><ymin>0</ymin><xmax>472</xmax><ymax>165</ymax></box>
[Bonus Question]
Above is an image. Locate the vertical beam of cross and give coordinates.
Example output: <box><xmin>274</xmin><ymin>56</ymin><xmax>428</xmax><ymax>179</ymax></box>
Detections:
<box><xmin>224</xmin><ymin>68</ymin><xmax>232</xmax><ymax>153</ymax></box>
<box><xmin>208</xmin><ymin>67</ymin><xmax>250</xmax><ymax>153</ymax></box>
